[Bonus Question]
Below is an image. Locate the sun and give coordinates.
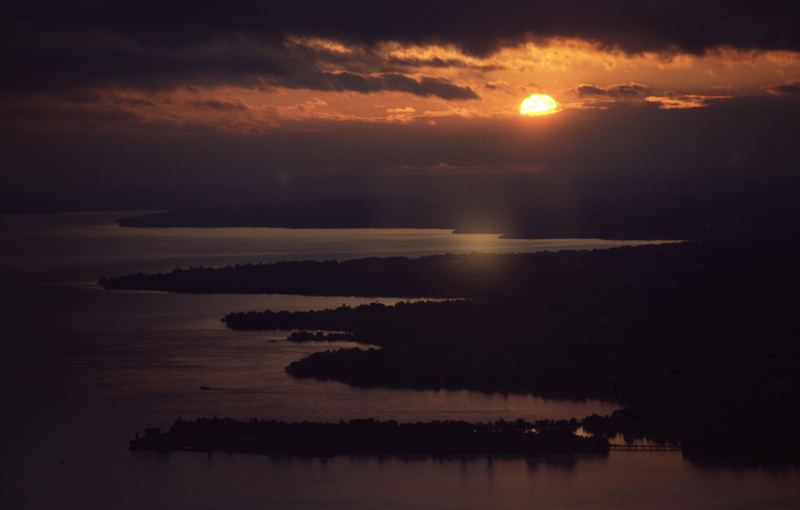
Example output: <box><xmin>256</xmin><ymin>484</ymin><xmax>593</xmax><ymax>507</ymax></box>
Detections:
<box><xmin>520</xmin><ymin>94</ymin><xmax>559</xmax><ymax>116</ymax></box>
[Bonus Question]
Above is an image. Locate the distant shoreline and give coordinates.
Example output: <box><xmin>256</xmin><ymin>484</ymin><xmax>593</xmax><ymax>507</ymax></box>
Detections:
<box><xmin>98</xmin><ymin>245</ymin><xmax>687</xmax><ymax>298</ymax></box>
<box><xmin>114</xmin><ymin>197</ymin><xmax>704</xmax><ymax>240</ymax></box>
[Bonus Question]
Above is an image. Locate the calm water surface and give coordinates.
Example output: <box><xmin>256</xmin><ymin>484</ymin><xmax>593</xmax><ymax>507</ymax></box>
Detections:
<box><xmin>1</xmin><ymin>212</ymin><xmax>797</xmax><ymax>509</ymax></box>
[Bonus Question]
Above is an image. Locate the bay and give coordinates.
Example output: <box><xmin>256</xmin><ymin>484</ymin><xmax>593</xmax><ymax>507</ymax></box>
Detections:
<box><xmin>0</xmin><ymin>212</ymin><xmax>796</xmax><ymax>509</ymax></box>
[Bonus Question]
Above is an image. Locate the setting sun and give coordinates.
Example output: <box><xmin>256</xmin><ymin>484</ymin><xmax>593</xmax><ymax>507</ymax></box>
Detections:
<box><xmin>520</xmin><ymin>94</ymin><xmax>559</xmax><ymax>116</ymax></box>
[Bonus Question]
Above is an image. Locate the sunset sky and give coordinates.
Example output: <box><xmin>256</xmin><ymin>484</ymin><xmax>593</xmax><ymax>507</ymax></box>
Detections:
<box><xmin>2</xmin><ymin>1</ymin><xmax>799</xmax><ymax>211</ymax></box>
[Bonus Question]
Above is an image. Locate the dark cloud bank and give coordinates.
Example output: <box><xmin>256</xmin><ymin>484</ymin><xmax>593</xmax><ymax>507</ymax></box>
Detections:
<box><xmin>2</xmin><ymin>1</ymin><xmax>799</xmax><ymax>98</ymax></box>
<box><xmin>0</xmin><ymin>31</ymin><xmax>478</xmax><ymax>99</ymax></box>
<box><xmin>769</xmin><ymin>81</ymin><xmax>800</xmax><ymax>97</ymax></box>
<box><xmin>2</xmin><ymin>95</ymin><xmax>798</xmax><ymax>238</ymax></box>
<box><xmin>4</xmin><ymin>0</ymin><xmax>800</xmax><ymax>55</ymax></box>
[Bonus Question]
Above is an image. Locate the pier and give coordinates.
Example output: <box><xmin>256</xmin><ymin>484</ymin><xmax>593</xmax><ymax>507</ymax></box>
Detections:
<box><xmin>609</xmin><ymin>443</ymin><xmax>681</xmax><ymax>452</ymax></box>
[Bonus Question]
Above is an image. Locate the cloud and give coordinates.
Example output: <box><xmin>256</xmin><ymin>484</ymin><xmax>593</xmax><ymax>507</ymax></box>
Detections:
<box><xmin>575</xmin><ymin>83</ymin><xmax>650</xmax><ymax>99</ymax></box>
<box><xmin>3</xmin><ymin>1</ymin><xmax>799</xmax><ymax>57</ymax></box>
<box><xmin>484</xmin><ymin>80</ymin><xmax>511</xmax><ymax>91</ymax></box>
<box><xmin>186</xmin><ymin>99</ymin><xmax>248</xmax><ymax>110</ymax></box>
<box><xmin>767</xmin><ymin>82</ymin><xmax>800</xmax><ymax>97</ymax></box>
<box><xmin>385</xmin><ymin>56</ymin><xmax>503</xmax><ymax>71</ymax></box>
<box><xmin>385</xmin><ymin>106</ymin><xmax>416</xmax><ymax>122</ymax></box>
<box><xmin>278</xmin><ymin>71</ymin><xmax>478</xmax><ymax>100</ymax></box>
<box><xmin>3</xmin><ymin>2</ymin><xmax>796</xmax><ymax>106</ymax></box>
<box><xmin>0</xmin><ymin>31</ymin><xmax>477</xmax><ymax>101</ymax></box>
<box><xmin>573</xmin><ymin>84</ymin><xmax>736</xmax><ymax>110</ymax></box>
<box><xmin>645</xmin><ymin>94</ymin><xmax>733</xmax><ymax>109</ymax></box>
<box><xmin>111</xmin><ymin>97</ymin><xmax>156</xmax><ymax>107</ymax></box>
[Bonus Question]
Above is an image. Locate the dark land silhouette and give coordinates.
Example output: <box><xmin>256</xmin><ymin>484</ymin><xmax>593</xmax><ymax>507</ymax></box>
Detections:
<box><xmin>129</xmin><ymin>417</ymin><xmax>609</xmax><ymax>457</ymax></box>
<box><xmin>99</xmin><ymin>240</ymin><xmax>727</xmax><ymax>298</ymax></box>
<box><xmin>286</xmin><ymin>331</ymin><xmax>354</xmax><ymax>342</ymax></box>
<box><xmin>106</xmin><ymin>237</ymin><xmax>800</xmax><ymax>466</ymax></box>
<box><xmin>115</xmin><ymin>192</ymin><xmax>800</xmax><ymax>241</ymax></box>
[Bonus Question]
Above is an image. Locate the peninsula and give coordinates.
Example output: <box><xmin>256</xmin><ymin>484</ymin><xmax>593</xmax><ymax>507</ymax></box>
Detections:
<box><xmin>106</xmin><ymin>237</ymin><xmax>800</xmax><ymax>467</ymax></box>
<box><xmin>130</xmin><ymin>417</ymin><xmax>609</xmax><ymax>457</ymax></box>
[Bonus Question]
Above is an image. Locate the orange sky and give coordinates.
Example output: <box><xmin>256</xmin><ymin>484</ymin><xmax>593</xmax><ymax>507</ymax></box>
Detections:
<box><xmin>26</xmin><ymin>38</ymin><xmax>798</xmax><ymax>133</ymax></box>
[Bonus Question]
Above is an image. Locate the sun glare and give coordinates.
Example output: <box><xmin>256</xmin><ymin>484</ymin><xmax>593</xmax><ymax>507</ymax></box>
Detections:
<box><xmin>520</xmin><ymin>94</ymin><xmax>559</xmax><ymax>116</ymax></box>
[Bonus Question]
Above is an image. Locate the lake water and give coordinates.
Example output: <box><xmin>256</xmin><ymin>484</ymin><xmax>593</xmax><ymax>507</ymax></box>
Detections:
<box><xmin>1</xmin><ymin>212</ymin><xmax>797</xmax><ymax>509</ymax></box>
